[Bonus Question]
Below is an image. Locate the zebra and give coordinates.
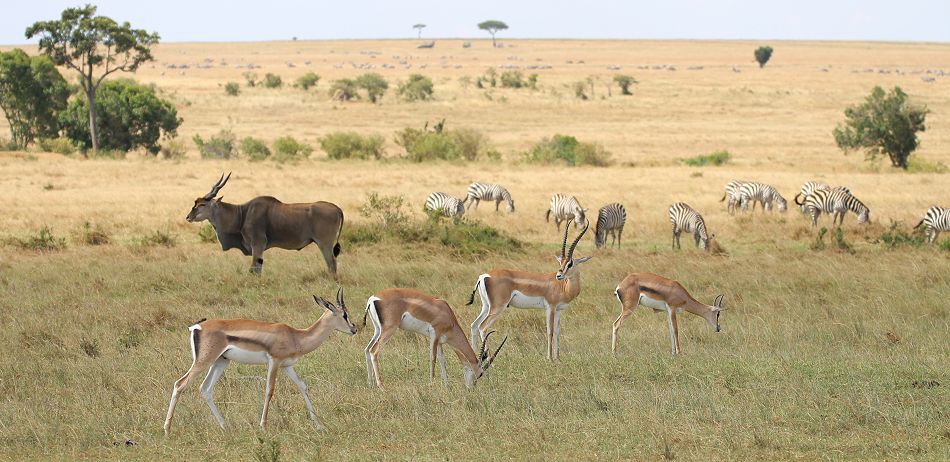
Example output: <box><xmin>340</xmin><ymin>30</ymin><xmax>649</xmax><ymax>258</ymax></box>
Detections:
<box><xmin>594</xmin><ymin>203</ymin><xmax>627</xmax><ymax>248</ymax></box>
<box><xmin>802</xmin><ymin>189</ymin><xmax>869</xmax><ymax>226</ymax></box>
<box><xmin>794</xmin><ymin>181</ymin><xmax>850</xmax><ymax>211</ymax></box>
<box><xmin>720</xmin><ymin>180</ymin><xmax>747</xmax><ymax>215</ymax></box>
<box><xmin>914</xmin><ymin>206</ymin><xmax>950</xmax><ymax>243</ymax></box>
<box><xmin>738</xmin><ymin>182</ymin><xmax>788</xmax><ymax>213</ymax></box>
<box><xmin>462</xmin><ymin>183</ymin><xmax>515</xmax><ymax>213</ymax></box>
<box><xmin>668</xmin><ymin>202</ymin><xmax>714</xmax><ymax>250</ymax></box>
<box><xmin>424</xmin><ymin>192</ymin><xmax>465</xmax><ymax>217</ymax></box>
<box><xmin>546</xmin><ymin>194</ymin><xmax>587</xmax><ymax>230</ymax></box>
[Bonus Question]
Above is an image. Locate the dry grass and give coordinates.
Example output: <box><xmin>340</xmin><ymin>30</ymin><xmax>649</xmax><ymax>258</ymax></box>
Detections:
<box><xmin>0</xmin><ymin>39</ymin><xmax>949</xmax><ymax>460</ymax></box>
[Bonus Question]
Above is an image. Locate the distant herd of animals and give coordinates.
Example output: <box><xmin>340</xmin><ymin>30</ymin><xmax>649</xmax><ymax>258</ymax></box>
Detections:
<box><xmin>164</xmin><ymin>173</ymin><xmax>948</xmax><ymax>435</ymax></box>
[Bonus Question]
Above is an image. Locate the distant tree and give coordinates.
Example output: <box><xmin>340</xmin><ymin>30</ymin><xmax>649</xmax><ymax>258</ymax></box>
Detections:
<box><xmin>613</xmin><ymin>75</ymin><xmax>638</xmax><ymax>95</ymax></box>
<box><xmin>262</xmin><ymin>73</ymin><xmax>282</xmax><ymax>88</ymax></box>
<box><xmin>26</xmin><ymin>5</ymin><xmax>159</xmax><ymax>154</ymax></box>
<box><xmin>59</xmin><ymin>79</ymin><xmax>181</xmax><ymax>155</ymax></box>
<box><xmin>478</xmin><ymin>20</ymin><xmax>508</xmax><ymax>48</ymax></box>
<box><xmin>356</xmin><ymin>73</ymin><xmax>389</xmax><ymax>103</ymax></box>
<box><xmin>223</xmin><ymin>81</ymin><xmax>240</xmax><ymax>96</ymax></box>
<box><xmin>754</xmin><ymin>46</ymin><xmax>773</xmax><ymax>68</ymax></box>
<box><xmin>0</xmin><ymin>49</ymin><xmax>70</xmax><ymax>148</ymax></box>
<box><xmin>833</xmin><ymin>86</ymin><xmax>928</xmax><ymax>169</ymax></box>
<box><xmin>413</xmin><ymin>24</ymin><xmax>426</xmax><ymax>39</ymax></box>
<box><xmin>397</xmin><ymin>74</ymin><xmax>434</xmax><ymax>101</ymax></box>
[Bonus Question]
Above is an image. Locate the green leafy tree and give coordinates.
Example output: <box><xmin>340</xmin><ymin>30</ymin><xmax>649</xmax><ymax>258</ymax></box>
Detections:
<box><xmin>833</xmin><ymin>86</ymin><xmax>928</xmax><ymax>169</ymax></box>
<box><xmin>0</xmin><ymin>49</ymin><xmax>69</xmax><ymax>147</ymax></box>
<box><xmin>613</xmin><ymin>74</ymin><xmax>637</xmax><ymax>95</ymax></box>
<box><xmin>413</xmin><ymin>24</ymin><xmax>426</xmax><ymax>39</ymax></box>
<box><xmin>754</xmin><ymin>46</ymin><xmax>773</xmax><ymax>68</ymax></box>
<box><xmin>356</xmin><ymin>73</ymin><xmax>389</xmax><ymax>103</ymax></box>
<box><xmin>477</xmin><ymin>20</ymin><xmax>508</xmax><ymax>48</ymax></box>
<box><xmin>26</xmin><ymin>5</ymin><xmax>159</xmax><ymax>154</ymax></box>
<box><xmin>58</xmin><ymin>79</ymin><xmax>181</xmax><ymax>155</ymax></box>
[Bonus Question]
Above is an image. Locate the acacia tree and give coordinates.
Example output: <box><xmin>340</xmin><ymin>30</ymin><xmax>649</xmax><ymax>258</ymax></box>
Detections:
<box><xmin>833</xmin><ymin>86</ymin><xmax>928</xmax><ymax>169</ymax></box>
<box><xmin>26</xmin><ymin>4</ymin><xmax>159</xmax><ymax>154</ymax></box>
<box><xmin>0</xmin><ymin>49</ymin><xmax>69</xmax><ymax>147</ymax></box>
<box><xmin>754</xmin><ymin>46</ymin><xmax>773</xmax><ymax>68</ymax></box>
<box><xmin>478</xmin><ymin>20</ymin><xmax>508</xmax><ymax>48</ymax></box>
<box><xmin>413</xmin><ymin>23</ymin><xmax>426</xmax><ymax>39</ymax></box>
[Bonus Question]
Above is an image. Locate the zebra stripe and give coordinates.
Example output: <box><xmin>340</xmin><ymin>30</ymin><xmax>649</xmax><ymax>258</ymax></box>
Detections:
<box><xmin>802</xmin><ymin>189</ymin><xmax>869</xmax><ymax>226</ymax></box>
<box><xmin>424</xmin><ymin>192</ymin><xmax>465</xmax><ymax>217</ymax></box>
<box><xmin>720</xmin><ymin>180</ymin><xmax>747</xmax><ymax>215</ymax></box>
<box><xmin>546</xmin><ymin>194</ymin><xmax>587</xmax><ymax>231</ymax></box>
<box><xmin>594</xmin><ymin>203</ymin><xmax>627</xmax><ymax>248</ymax></box>
<box><xmin>464</xmin><ymin>183</ymin><xmax>515</xmax><ymax>212</ymax></box>
<box><xmin>794</xmin><ymin>181</ymin><xmax>849</xmax><ymax>209</ymax></box>
<box><xmin>738</xmin><ymin>182</ymin><xmax>788</xmax><ymax>213</ymax></box>
<box><xmin>915</xmin><ymin>206</ymin><xmax>950</xmax><ymax>243</ymax></box>
<box><xmin>668</xmin><ymin>202</ymin><xmax>712</xmax><ymax>250</ymax></box>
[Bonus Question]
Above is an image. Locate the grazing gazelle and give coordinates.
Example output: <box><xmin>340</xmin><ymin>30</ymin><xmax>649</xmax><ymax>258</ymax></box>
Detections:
<box><xmin>163</xmin><ymin>289</ymin><xmax>357</xmax><ymax>435</ymax></box>
<box><xmin>363</xmin><ymin>288</ymin><xmax>507</xmax><ymax>388</ymax></box>
<box><xmin>468</xmin><ymin>222</ymin><xmax>591</xmax><ymax>361</ymax></box>
<box><xmin>612</xmin><ymin>273</ymin><xmax>723</xmax><ymax>355</ymax></box>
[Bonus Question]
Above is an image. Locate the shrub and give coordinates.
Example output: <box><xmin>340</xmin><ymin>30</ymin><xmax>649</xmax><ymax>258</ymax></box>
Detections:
<box><xmin>76</xmin><ymin>221</ymin><xmax>110</xmax><ymax>245</ymax></box>
<box><xmin>833</xmin><ymin>86</ymin><xmax>928</xmax><ymax>169</ymax></box>
<box><xmin>135</xmin><ymin>229</ymin><xmax>176</xmax><ymax>247</ymax></box>
<box><xmin>79</xmin><ymin>338</ymin><xmax>100</xmax><ymax>358</ymax></box>
<box><xmin>684</xmin><ymin>150</ymin><xmax>731</xmax><ymax>166</ymax></box>
<box><xmin>240</xmin><ymin>136</ymin><xmax>271</xmax><ymax>161</ymax></box>
<box><xmin>10</xmin><ymin>226</ymin><xmax>66</xmax><ymax>251</ymax></box>
<box><xmin>524</xmin><ymin>134</ymin><xmax>612</xmax><ymax>166</ymax></box>
<box><xmin>294</xmin><ymin>72</ymin><xmax>320</xmax><ymax>90</ymax></box>
<box><xmin>394</xmin><ymin>123</ymin><xmax>493</xmax><ymax>162</ymax></box>
<box><xmin>36</xmin><ymin>137</ymin><xmax>76</xmax><ymax>155</ymax></box>
<box><xmin>0</xmin><ymin>137</ymin><xmax>18</xmax><ymax>151</ymax></box>
<box><xmin>160</xmin><ymin>139</ymin><xmax>187</xmax><ymax>160</ymax></box>
<box><xmin>874</xmin><ymin>220</ymin><xmax>925</xmax><ymax>249</ymax></box>
<box><xmin>89</xmin><ymin>149</ymin><xmax>127</xmax><ymax>160</ymax></box>
<box><xmin>397</xmin><ymin>74</ymin><xmax>434</xmax><ymax>101</ymax></box>
<box><xmin>359</xmin><ymin>192</ymin><xmax>410</xmax><ymax>228</ymax></box>
<box><xmin>450</xmin><ymin>127</ymin><xmax>490</xmax><ymax>161</ymax></box>
<box><xmin>194</xmin><ymin>130</ymin><xmax>237</xmax><ymax>159</ymax></box>
<box><xmin>940</xmin><ymin>238</ymin><xmax>950</xmax><ymax>252</ymax></box>
<box><xmin>224</xmin><ymin>81</ymin><xmax>240</xmax><ymax>96</ymax></box>
<box><xmin>573</xmin><ymin>81</ymin><xmax>589</xmax><ymax>100</ymax></box>
<box><xmin>0</xmin><ymin>49</ymin><xmax>69</xmax><ymax>148</ymax></box>
<box><xmin>811</xmin><ymin>227</ymin><xmax>853</xmax><ymax>253</ymax></box>
<box><xmin>197</xmin><ymin>223</ymin><xmax>217</xmax><ymax>243</ymax></box>
<box><xmin>320</xmin><ymin>132</ymin><xmax>385</xmax><ymax>160</ymax></box>
<box><xmin>272</xmin><ymin>136</ymin><xmax>312</xmax><ymax>161</ymax></box>
<box><xmin>613</xmin><ymin>75</ymin><xmax>637</xmax><ymax>95</ymax></box>
<box><xmin>242</xmin><ymin>72</ymin><xmax>258</xmax><ymax>87</ymax></box>
<box><xmin>356</xmin><ymin>73</ymin><xmax>388</xmax><ymax>103</ymax></box>
<box><xmin>906</xmin><ymin>158</ymin><xmax>949</xmax><ymax>173</ymax></box>
<box><xmin>329</xmin><ymin>79</ymin><xmax>359</xmax><ymax>101</ymax></box>
<box><xmin>500</xmin><ymin>70</ymin><xmax>526</xmax><ymax>88</ymax></box>
<box><xmin>262</xmin><ymin>73</ymin><xmax>282</xmax><ymax>89</ymax></box>
<box><xmin>59</xmin><ymin>79</ymin><xmax>181</xmax><ymax>155</ymax></box>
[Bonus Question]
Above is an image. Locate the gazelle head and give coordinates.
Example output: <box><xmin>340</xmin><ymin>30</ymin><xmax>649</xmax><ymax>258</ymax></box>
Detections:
<box><xmin>312</xmin><ymin>288</ymin><xmax>358</xmax><ymax>335</ymax></box>
<box><xmin>705</xmin><ymin>294</ymin><xmax>725</xmax><ymax>332</ymax></box>
<box><xmin>186</xmin><ymin>172</ymin><xmax>231</xmax><ymax>222</ymax></box>
<box><xmin>464</xmin><ymin>330</ymin><xmax>508</xmax><ymax>388</ymax></box>
<box><xmin>555</xmin><ymin>221</ymin><xmax>592</xmax><ymax>280</ymax></box>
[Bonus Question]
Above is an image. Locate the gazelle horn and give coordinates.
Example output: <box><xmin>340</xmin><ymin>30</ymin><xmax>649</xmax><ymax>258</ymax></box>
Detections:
<box><xmin>484</xmin><ymin>335</ymin><xmax>508</xmax><ymax>369</ymax></box>
<box><xmin>479</xmin><ymin>330</ymin><xmax>495</xmax><ymax>361</ymax></box>
<box><xmin>203</xmin><ymin>172</ymin><xmax>231</xmax><ymax>200</ymax></box>
<box><xmin>560</xmin><ymin>222</ymin><xmax>571</xmax><ymax>259</ymax></box>
<box><xmin>567</xmin><ymin>220</ymin><xmax>590</xmax><ymax>259</ymax></box>
<box><xmin>336</xmin><ymin>287</ymin><xmax>344</xmax><ymax>307</ymax></box>
<box><xmin>714</xmin><ymin>294</ymin><xmax>725</xmax><ymax>309</ymax></box>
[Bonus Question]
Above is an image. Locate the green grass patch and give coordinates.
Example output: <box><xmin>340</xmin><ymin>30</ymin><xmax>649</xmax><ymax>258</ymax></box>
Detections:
<box><xmin>683</xmin><ymin>150</ymin><xmax>731</xmax><ymax>166</ymax></box>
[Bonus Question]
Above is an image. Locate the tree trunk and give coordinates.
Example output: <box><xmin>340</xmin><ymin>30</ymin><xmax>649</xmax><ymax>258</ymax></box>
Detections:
<box><xmin>85</xmin><ymin>86</ymin><xmax>98</xmax><ymax>156</ymax></box>
<box><xmin>491</xmin><ymin>33</ymin><xmax>496</xmax><ymax>48</ymax></box>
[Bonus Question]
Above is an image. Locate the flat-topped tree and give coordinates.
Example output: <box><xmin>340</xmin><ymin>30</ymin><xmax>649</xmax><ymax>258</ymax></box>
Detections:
<box><xmin>26</xmin><ymin>4</ymin><xmax>159</xmax><ymax>154</ymax></box>
<box><xmin>478</xmin><ymin>20</ymin><xmax>508</xmax><ymax>48</ymax></box>
<box><xmin>413</xmin><ymin>23</ymin><xmax>426</xmax><ymax>39</ymax></box>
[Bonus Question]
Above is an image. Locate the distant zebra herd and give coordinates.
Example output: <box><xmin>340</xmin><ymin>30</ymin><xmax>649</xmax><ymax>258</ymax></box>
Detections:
<box><xmin>422</xmin><ymin>179</ymin><xmax>946</xmax><ymax>251</ymax></box>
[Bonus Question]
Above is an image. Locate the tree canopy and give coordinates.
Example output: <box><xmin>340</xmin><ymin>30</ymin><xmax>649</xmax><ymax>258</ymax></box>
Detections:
<box><xmin>26</xmin><ymin>4</ymin><xmax>159</xmax><ymax>153</ymax></box>
<box><xmin>833</xmin><ymin>86</ymin><xmax>928</xmax><ymax>169</ymax></box>
<box><xmin>478</xmin><ymin>20</ymin><xmax>508</xmax><ymax>47</ymax></box>
<box><xmin>754</xmin><ymin>46</ymin><xmax>773</xmax><ymax>68</ymax></box>
<box><xmin>0</xmin><ymin>49</ymin><xmax>70</xmax><ymax>148</ymax></box>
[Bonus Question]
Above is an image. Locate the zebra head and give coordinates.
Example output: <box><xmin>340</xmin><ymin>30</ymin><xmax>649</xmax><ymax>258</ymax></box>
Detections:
<box><xmin>775</xmin><ymin>194</ymin><xmax>788</xmax><ymax>213</ymax></box>
<box><xmin>555</xmin><ymin>221</ymin><xmax>592</xmax><ymax>280</ymax></box>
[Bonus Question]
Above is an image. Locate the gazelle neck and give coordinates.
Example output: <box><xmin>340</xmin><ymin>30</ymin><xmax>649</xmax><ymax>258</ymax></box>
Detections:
<box><xmin>684</xmin><ymin>299</ymin><xmax>719</xmax><ymax>331</ymax></box>
<box><xmin>296</xmin><ymin>313</ymin><xmax>338</xmax><ymax>355</ymax></box>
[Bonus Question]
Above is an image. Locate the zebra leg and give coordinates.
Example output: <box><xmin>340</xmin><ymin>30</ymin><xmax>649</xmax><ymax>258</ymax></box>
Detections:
<box><xmin>495</xmin><ymin>199</ymin><xmax>501</xmax><ymax>212</ymax></box>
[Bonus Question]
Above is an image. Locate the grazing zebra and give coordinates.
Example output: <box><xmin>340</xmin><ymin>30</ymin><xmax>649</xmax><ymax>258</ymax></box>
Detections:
<box><xmin>794</xmin><ymin>181</ymin><xmax>850</xmax><ymax>211</ymax></box>
<box><xmin>668</xmin><ymin>202</ymin><xmax>714</xmax><ymax>250</ymax></box>
<box><xmin>914</xmin><ymin>206</ymin><xmax>950</xmax><ymax>243</ymax></box>
<box><xmin>546</xmin><ymin>194</ymin><xmax>587</xmax><ymax>230</ymax></box>
<box><xmin>594</xmin><ymin>203</ymin><xmax>627</xmax><ymax>248</ymax></box>
<box><xmin>802</xmin><ymin>189</ymin><xmax>869</xmax><ymax>226</ymax></box>
<box><xmin>720</xmin><ymin>180</ymin><xmax>746</xmax><ymax>215</ymax></box>
<box><xmin>738</xmin><ymin>182</ymin><xmax>788</xmax><ymax>213</ymax></box>
<box><xmin>424</xmin><ymin>192</ymin><xmax>465</xmax><ymax>217</ymax></box>
<box><xmin>463</xmin><ymin>183</ymin><xmax>515</xmax><ymax>213</ymax></box>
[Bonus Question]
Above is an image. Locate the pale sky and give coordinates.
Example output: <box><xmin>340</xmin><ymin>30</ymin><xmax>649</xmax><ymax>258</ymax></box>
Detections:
<box><xmin>2</xmin><ymin>0</ymin><xmax>948</xmax><ymax>44</ymax></box>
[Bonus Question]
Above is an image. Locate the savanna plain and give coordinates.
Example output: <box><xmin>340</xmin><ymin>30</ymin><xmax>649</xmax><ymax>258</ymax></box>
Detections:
<box><xmin>1</xmin><ymin>39</ymin><xmax>949</xmax><ymax>460</ymax></box>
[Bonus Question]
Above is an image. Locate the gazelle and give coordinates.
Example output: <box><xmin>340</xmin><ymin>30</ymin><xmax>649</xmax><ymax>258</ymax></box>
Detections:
<box><xmin>468</xmin><ymin>222</ymin><xmax>591</xmax><ymax>361</ymax></box>
<box><xmin>163</xmin><ymin>289</ymin><xmax>357</xmax><ymax>435</ymax></box>
<box><xmin>363</xmin><ymin>288</ymin><xmax>506</xmax><ymax>388</ymax></box>
<box><xmin>612</xmin><ymin>273</ymin><xmax>723</xmax><ymax>355</ymax></box>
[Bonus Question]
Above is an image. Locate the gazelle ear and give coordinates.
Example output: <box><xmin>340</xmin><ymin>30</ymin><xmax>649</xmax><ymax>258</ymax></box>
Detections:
<box><xmin>554</xmin><ymin>255</ymin><xmax>562</xmax><ymax>264</ymax></box>
<box><xmin>312</xmin><ymin>295</ymin><xmax>339</xmax><ymax>314</ymax></box>
<box><xmin>574</xmin><ymin>256</ymin><xmax>592</xmax><ymax>264</ymax></box>
<box><xmin>714</xmin><ymin>294</ymin><xmax>724</xmax><ymax>309</ymax></box>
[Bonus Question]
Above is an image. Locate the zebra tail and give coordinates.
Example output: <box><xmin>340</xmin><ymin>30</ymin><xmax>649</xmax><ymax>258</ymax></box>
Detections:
<box><xmin>545</xmin><ymin>209</ymin><xmax>551</xmax><ymax>222</ymax></box>
<box><xmin>719</xmin><ymin>193</ymin><xmax>726</xmax><ymax>202</ymax></box>
<box><xmin>793</xmin><ymin>193</ymin><xmax>804</xmax><ymax>206</ymax></box>
<box><xmin>913</xmin><ymin>219</ymin><xmax>924</xmax><ymax>229</ymax></box>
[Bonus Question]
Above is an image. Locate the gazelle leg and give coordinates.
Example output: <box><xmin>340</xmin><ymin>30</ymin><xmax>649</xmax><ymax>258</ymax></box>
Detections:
<box><xmin>552</xmin><ymin>309</ymin><xmax>562</xmax><ymax>361</ymax></box>
<box><xmin>163</xmin><ymin>340</ymin><xmax>223</xmax><ymax>436</ymax></box>
<box><xmin>470</xmin><ymin>288</ymin><xmax>492</xmax><ymax>349</ymax></box>
<box><xmin>611</xmin><ymin>305</ymin><xmax>635</xmax><ymax>354</ymax></box>
<box><xmin>428</xmin><ymin>333</ymin><xmax>438</xmax><ymax>382</ymax></box>
<box><xmin>283</xmin><ymin>365</ymin><xmax>323</xmax><ymax>431</ymax></box>
<box><xmin>368</xmin><ymin>324</ymin><xmax>399</xmax><ymax>388</ymax></box>
<box><xmin>199</xmin><ymin>357</ymin><xmax>230</xmax><ymax>429</ymax></box>
<box><xmin>437</xmin><ymin>345</ymin><xmax>449</xmax><ymax>386</ymax></box>
<box><xmin>545</xmin><ymin>303</ymin><xmax>556</xmax><ymax>361</ymax></box>
<box><xmin>667</xmin><ymin>308</ymin><xmax>680</xmax><ymax>355</ymax></box>
<box><xmin>259</xmin><ymin>357</ymin><xmax>280</xmax><ymax>430</ymax></box>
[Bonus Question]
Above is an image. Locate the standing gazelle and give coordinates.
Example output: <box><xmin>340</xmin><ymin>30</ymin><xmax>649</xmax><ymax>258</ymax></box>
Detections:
<box><xmin>468</xmin><ymin>222</ymin><xmax>591</xmax><ymax>361</ymax></box>
<box><xmin>363</xmin><ymin>288</ymin><xmax>507</xmax><ymax>388</ymax></box>
<box><xmin>612</xmin><ymin>273</ymin><xmax>723</xmax><ymax>355</ymax></box>
<box><xmin>163</xmin><ymin>289</ymin><xmax>357</xmax><ymax>435</ymax></box>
